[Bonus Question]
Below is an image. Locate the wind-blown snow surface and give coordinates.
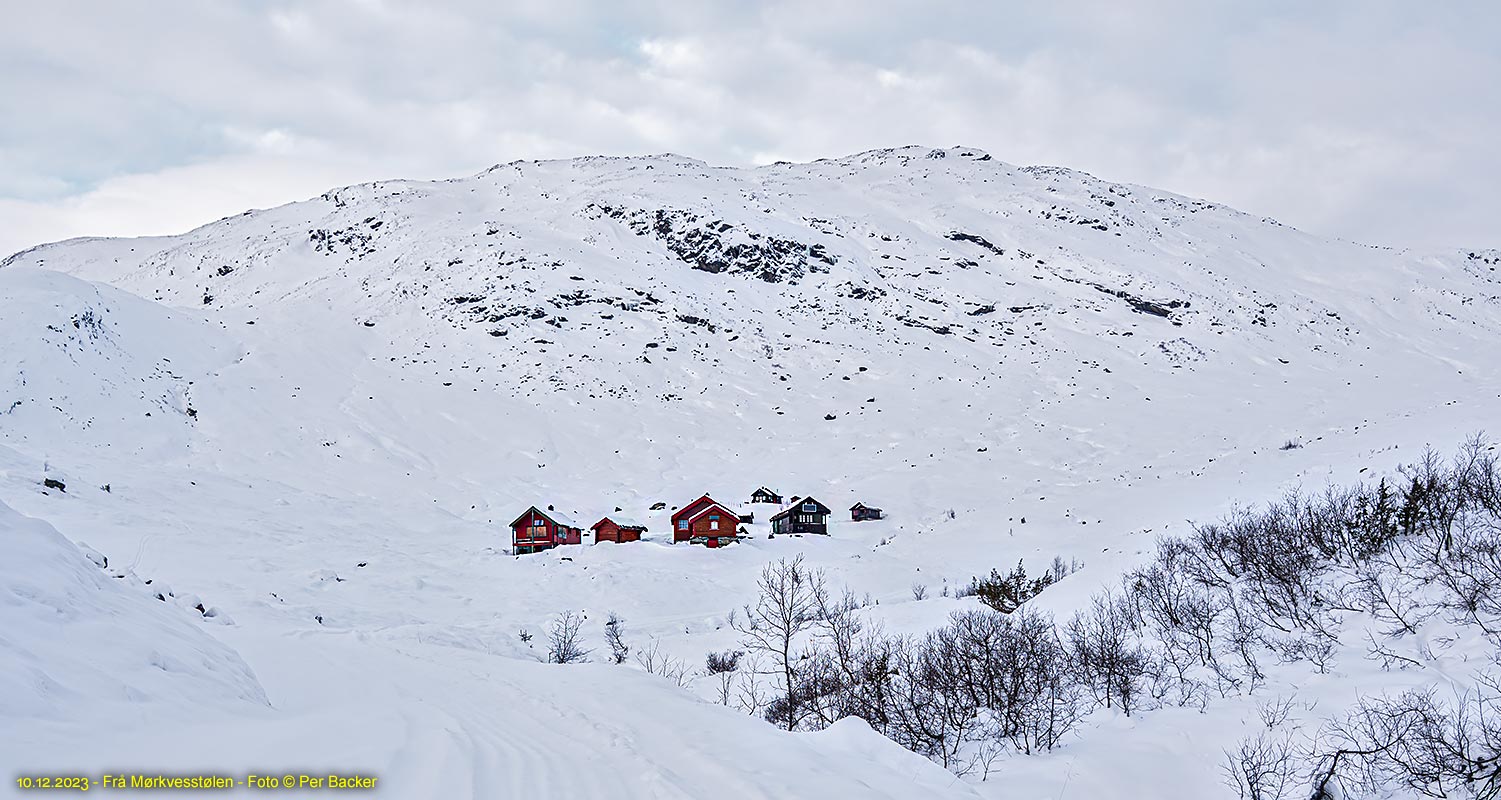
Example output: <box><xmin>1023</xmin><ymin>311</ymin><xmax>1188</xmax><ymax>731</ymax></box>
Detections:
<box><xmin>2</xmin><ymin>146</ymin><xmax>1500</xmax><ymax>797</ymax></box>
<box><xmin>0</xmin><ymin>498</ymin><xmax>266</xmax><ymax>719</ymax></box>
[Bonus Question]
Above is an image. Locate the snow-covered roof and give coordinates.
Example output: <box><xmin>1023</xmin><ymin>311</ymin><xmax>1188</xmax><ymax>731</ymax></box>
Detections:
<box><xmin>595</xmin><ymin>515</ymin><xmax>646</xmax><ymax>530</ymax></box>
<box><xmin>772</xmin><ymin>496</ymin><xmax>831</xmax><ymax>521</ymax></box>
<box><xmin>545</xmin><ymin>509</ymin><xmax>580</xmax><ymax>528</ymax></box>
<box><xmin>511</xmin><ymin>506</ymin><xmax>581</xmax><ymax>529</ymax></box>
<box><xmin>674</xmin><ymin>494</ymin><xmax>738</xmax><ymax>522</ymax></box>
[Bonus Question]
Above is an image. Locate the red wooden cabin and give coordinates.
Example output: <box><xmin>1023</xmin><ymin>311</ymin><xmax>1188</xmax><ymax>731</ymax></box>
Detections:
<box><xmin>511</xmin><ymin>506</ymin><xmax>583</xmax><ymax>554</ymax></box>
<box><xmin>671</xmin><ymin>495</ymin><xmax>741</xmax><ymax>547</ymax></box>
<box><xmin>592</xmin><ymin>516</ymin><xmax>646</xmax><ymax>544</ymax></box>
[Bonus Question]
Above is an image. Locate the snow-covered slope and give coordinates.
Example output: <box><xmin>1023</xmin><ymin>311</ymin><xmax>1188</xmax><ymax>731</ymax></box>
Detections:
<box><xmin>0</xmin><ymin>499</ymin><xmax>966</xmax><ymax>798</ymax></box>
<box><xmin>2</xmin><ymin>146</ymin><xmax>1500</xmax><ymax>797</ymax></box>
<box><xmin>0</xmin><ymin>498</ymin><xmax>266</xmax><ymax>720</ymax></box>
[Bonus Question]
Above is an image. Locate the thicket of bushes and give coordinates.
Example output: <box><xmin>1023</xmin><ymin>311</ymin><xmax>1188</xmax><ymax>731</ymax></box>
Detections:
<box><xmin>711</xmin><ymin>434</ymin><xmax>1501</xmax><ymax>789</ymax></box>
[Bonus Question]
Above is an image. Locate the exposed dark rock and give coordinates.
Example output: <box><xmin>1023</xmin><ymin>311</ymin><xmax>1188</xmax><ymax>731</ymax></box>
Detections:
<box><xmin>841</xmin><ymin>283</ymin><xmax>887</xmax><ymax>301</ymax></box>
<box><xmin>945</xmin><ymin>231</ymin><xmax>1005</xmax><ymax>257</ymax></box>
<box><xmin>591</xmin><ymin>203</ymin><xmax>833</xmax><ymax>283</ymax></box>
<box><xmin>894</xmin><ymin>316</ymin><xmax>953</xmax><ymax>335</ymax></box>
<box><xmin>676</xmin><ymin>314</ymin><xmax>717</xmax><ymax>332</ymax></box>
<box><xmin>309</xmin><ymin>226</ymin><xmax>377</xmax><ymax>258</ymax></box>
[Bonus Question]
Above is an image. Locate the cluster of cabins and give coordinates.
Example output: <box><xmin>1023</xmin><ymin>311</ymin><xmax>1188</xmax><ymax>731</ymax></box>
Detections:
<box><xmin>510</xmin><ymin>487</ymin><xmax>884</xmax><ymax>555</ymax></box>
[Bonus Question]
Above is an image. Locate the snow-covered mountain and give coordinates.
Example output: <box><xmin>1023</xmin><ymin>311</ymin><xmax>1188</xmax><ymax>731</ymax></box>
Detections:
<box><xmin>2</xmin><ymin>146</ymin><xmax>1499</xmax><ymax>798</ymax></box>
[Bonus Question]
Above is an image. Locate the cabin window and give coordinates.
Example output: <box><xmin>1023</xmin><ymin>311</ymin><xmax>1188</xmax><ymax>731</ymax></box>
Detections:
<box><xmin>710</xmin><ymin>520</ymin><xmax>719</xmax><ymax>530</ymax></box>
<box><xmin>803</xmin><ymin>503</ymin><xmax>816</xmax><ymax>512</ymax></box>
<box><xmin>678</xmin><ymin>520</ymin><xmax>689</xmax><ymax>530</ymax></box>
<box><xmin>533</xmin><ymin>519</ymin><xmax>545</xmax><ymax>527</ymax></box>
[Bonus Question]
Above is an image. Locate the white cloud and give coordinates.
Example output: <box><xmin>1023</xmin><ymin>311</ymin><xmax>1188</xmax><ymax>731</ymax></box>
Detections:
<box><xmin>1</xmin><ymin>0</ymin><xmax>1497</xmax><ymax>256</ymax></box>
<box><xmin>0</xmin><ymin>155</ymin><xmax>374</xmax><ymax>256</ymax></box>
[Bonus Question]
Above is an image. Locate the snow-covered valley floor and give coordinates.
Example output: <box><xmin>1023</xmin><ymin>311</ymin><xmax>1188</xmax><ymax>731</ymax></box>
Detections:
<box><xmin>2</xmin><ymin>147</ymin><xmax>1499</xmax><ymax>797</ymax></box>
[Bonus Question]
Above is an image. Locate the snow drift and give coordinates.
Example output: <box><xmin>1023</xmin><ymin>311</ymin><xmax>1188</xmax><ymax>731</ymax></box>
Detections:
<box><xmin>0</xmin><ymin>498</ymin><xmax>267</xmax><ymax>720</ymax></box>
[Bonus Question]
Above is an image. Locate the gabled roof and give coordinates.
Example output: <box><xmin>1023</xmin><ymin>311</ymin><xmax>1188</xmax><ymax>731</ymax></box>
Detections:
<box><xmin>672</xmin><ymin>494</ymin><xmax>722</xmax><ymax>523</ymax></box>
<box><xmin>510</xmin><ymin>506</ymin><xmax>580</xmax><ymax>529</ymax></box>
<box><xmin>752</xmin><ymin>486</ymin><xmax>780</xmax><ymax>496</ymax></box>
<box><xmin>687</xmin><ymin>501</ymin><xmax>739</xmax><ymax>525</ymax></box>
<box><xmin>851</xmin><ymin>502</ymin><xmax>881</xmax><ymax>511</ymax></box>
<box><xmin>771</xmin><ymin>496</ymin><xmax>832</xmax><ymax>521</ymax></box>
<box><xmin>592</xmin><ymin>516</ymin><xmax>647</xmax><ymax>531</ymax></box>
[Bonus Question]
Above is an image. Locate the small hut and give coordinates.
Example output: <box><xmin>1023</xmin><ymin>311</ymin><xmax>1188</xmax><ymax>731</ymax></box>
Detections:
<box><xmin>850</xmin><ymin>503</ymin><xmax>884</xmax><ymax>522</ymax></box>
<box><xmin>750</xmin><ymin>487</ymin><xmax>783</xmax><ymax>504</ymax></box>
<box><xmin>592</xmin><ymin>516</ymin><xmax>647</xmax><ymax>544</ymax></box>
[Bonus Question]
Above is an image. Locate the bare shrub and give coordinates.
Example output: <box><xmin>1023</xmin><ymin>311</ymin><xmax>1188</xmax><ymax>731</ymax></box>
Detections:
<box><xmin>1065</xmin><ymin>591</ymin><xmax>1148</xmax><ymax>716</ymax></box>
<box><xmin>604</xmin><ymin>611</ymin><xmax>629</xmax><ymax>664</ymax></box>
<box><xmin>732</xmin><ymin>556</ymin><xmax>828</xmax><ymax>730</ymax></box>
<box><xmin>706</xmin><ymin>649</ymin><xmax>743</xmax><ymax>674</ymax></box>
<box><xmin>705</xmin><ymin>649</ymin><xmax>744</xmax><ymax>706</ymax></box>
<box><xmin>547</xmin><ymin>611</ymin><xmax>590</xmax><ymax>664</ymax></box>
<box><xmin>1313</xmin><ymin>677</ymin><xmax>1501</xmax><ymax>799</ymax></box>
<box><xmin>635</xmin><ymin>637</ymin><xmax>690</xmax><ymax>687</ymax></box>
<box><xmin>1222</xmin><ymin>730</ymin><xmax>1299</xmax><ymax>800</ymax></box>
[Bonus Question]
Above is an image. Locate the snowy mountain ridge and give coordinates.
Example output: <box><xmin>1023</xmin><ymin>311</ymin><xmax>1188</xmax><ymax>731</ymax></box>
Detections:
<box><xmin>2</xmin><ymin>145</ymin><xmax>1501</xmax><ymax>798</ymax></box>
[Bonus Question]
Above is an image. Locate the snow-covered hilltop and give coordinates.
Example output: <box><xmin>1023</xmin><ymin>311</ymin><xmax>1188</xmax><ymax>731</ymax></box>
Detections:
<box><xmin>2</xmin><ymin>146</ymin><xmax>1500</xmax><ymax>798</ymax></box>
<box><xmin>6</xmin><ymin>145</ymin><xmax>1497</xmax><ymax>512</ymax></box>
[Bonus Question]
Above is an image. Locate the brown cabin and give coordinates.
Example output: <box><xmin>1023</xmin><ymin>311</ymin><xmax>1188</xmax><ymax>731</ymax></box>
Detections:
<box><xmin>592</xmin><ymin>516</ymin><xmax>646</xmax><ymax>544</ymax></box>
<box><xmin>511</xmin><ymin>506</ymin><xmax>583</xmax><ymax>555</ymax></box>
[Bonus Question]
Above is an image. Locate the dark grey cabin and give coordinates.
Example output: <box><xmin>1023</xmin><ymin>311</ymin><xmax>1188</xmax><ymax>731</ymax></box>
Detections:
<box><xmin>771</xmin><ymin>497</ymin><xmax>831</xmax><ymax>535</ymax></box>
<box><xmin>850</xmin><ymin>503</ymin><xmax>884</xmax><ymax>522</ymax></box>
<box><xmin>750</xmin><ymin>486</ymin><xmax>783</xmax><ymax>504</ymax></box>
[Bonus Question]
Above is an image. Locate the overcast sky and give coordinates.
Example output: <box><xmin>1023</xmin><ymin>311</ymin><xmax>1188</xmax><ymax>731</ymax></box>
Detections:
<box><xmin>3</xmin><ymin>1</ymin><xmax>1497</xmax><ymax>258</ymax></box>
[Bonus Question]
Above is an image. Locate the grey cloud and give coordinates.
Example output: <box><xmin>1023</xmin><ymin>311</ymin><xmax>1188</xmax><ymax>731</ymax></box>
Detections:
<box><xmin>1</xmin><ymin>0</ymin><xmax>1496</xmax><ymax>256</ymax></box>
